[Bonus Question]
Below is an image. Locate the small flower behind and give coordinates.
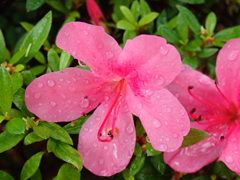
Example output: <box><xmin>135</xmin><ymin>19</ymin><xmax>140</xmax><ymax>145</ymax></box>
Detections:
<box><xmin>25</xmin><ymin>22</ymin><xmax>190</xmax><ymax>176</ymax></box>
<box><xmin>164</xmin><ymin>38</ymin><xmax>240</xmax><ymax>175</ymax></box>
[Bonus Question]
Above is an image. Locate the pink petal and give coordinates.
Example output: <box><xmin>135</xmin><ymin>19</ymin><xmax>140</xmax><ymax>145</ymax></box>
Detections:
<box><xmin>86</xmin><ymin>0</ymin><xmax>105</xmax><ymax>25</ymax></box>
<box><xmin>166</xmin><ymin>65</ymin><xmax>228</xmax><ymax>117</ymax></box>
<box><xmin>216</xmin><ymin>38</ymin><xmax>240</xmax><ymax>105</ymax></box>
<box><xmin>164</xmin><ymin>122</ymin><xmax>228</xmax><ymax>173</ymax></box>
<box><xmin>78</xmin><ymin>97</ymin><xmax>135</xmax><ymax>176</ymax></box>
<box><xmin>56</xmin><ymin>22</ymin><xmax>122</xmax><ymax>80</ymax></box>
<box><xmin>219</xmin><ymin>125</ymin><xmax>240</xmax><ymax>174</ymax></box>
<box><xmin>116</xmin><ymin>35</ymin><xmax>181</xmax><ymax>90</ymax></box>
<box><xmin>126</xmin><ymin>86</ymin><xmax>190</xmax><ymax>152</ymax></box>
<box><xmin>25</xmin><ymin>68</ymin><xmax>107</xmax><ymax>122</ymax></box>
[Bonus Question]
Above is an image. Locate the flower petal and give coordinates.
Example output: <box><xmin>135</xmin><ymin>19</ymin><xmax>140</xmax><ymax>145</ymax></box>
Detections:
<box><xmin>166</xmin><ymin>65</ymin><xmax>228</xmax><ymax>116</ymax></box>
<box><xmin>86</xmin><ymin>0</ymin><xmax>105</xmax><ymax>25</ymax></box>
<box><xmin>219</xmin><ymin>125</ymin><xmax>240</xmax><ymax>175</ymax></box>
<box><xmin>25</xmin><ymin>68</ymin><xmax>107</xmax><ymax>122</ymax></box>
<box><xmin>216</xmin><ymin>38</ymin><xmax>240</xmax><ymax>105</ymax></box>
<box><xmin>164</xmin><ymin>122</ymin><xmax>228</xmax><ymax>173</ymax></box>
<box><xmin>56</xmin><ymin>22</ymin><xmax>122</xmax><ymax>80</ymax></box>
<box><xmin>126</xmin><ymin>86</ymin><xmax>190</xmax><ymax>152</ymax></box>
<box><xmin>78</xmin><ymin>98</ymin><xmax>135</xmax><ymax>176</ymax></box>
<box><xmin>117</xmin><ymin>35</ymin><xmax>181</xmax><ymax>90</ymax></box>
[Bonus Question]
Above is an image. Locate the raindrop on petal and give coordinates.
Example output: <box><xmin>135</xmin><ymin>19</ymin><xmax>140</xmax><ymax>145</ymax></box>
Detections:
<box><xmin>155</xmin><ymin>74</ymin><xmax>165</xmax><ymax>86</ymax></box>
<box><xmin>225</xmin><ymin>155</ymin><xmax>234</xmax><ymax>163</ymax></box>
<box><xmin>160</xmin><ymin>45</ymin><xmax>169</xmax><ymax>55</ymax></box>
<box><xmin>37</xmin><ymin>83</ymin><xmax>43</xmax><ymax>87</ymax></box>
<box><xmin>103</xmin><ymin>146</ymin><xmax>109</xmax><ymax>150</ymax></box>
<box><xmin>227</xmin><ymin>50</ymin><xmax>239</xmax><ymax>61</ymax></box>
<box><xmin>152</xmin><ymin>119</ymin><xmax>161</xmax><ymax>128</ymax></box>
<box><xmin>196</xmin><ymin>74</ymin><xmax>212</xmax><ymax>85</ymax></box>
<box><xmin>79</xmin><ymin>60</ymin><xmax>87</xmax><ymax>67</ymax></box>
<box><xmin>47</xmin><ymin>80</ymin><xmax>55</xmax><ymax>87</ymax></box>
<box><xmin>137</xmin><ymin>103</ymin><xmax>143</xmax><ymax>109</ymax></box>
<box><xmin>83</xmin><ymin>30</ymin><xmax>88</xmax><ymax>35</ymax></box>
<box><xmin>126</xmin><ymin>123</ymin><xmax>134</xmax><ymax>134</ymax></box>
<box><xmin>98</xmin><ymin>159</ymin><xmax>104</xmax><ymax>165</ymax></box>
<box><xmin>34</xmin><ymin>93</ymin><xmax>41</xmax><ymax>99</ymax></box>
<box><xmin>106</xmin><ymin>51</ymin><xmax>113</xmax><ymax>59</ymax></box>
<box><xmin>80</xmin><ymin>98</ymin><xmax>89</xmax><ymax>108</ymax></box>
<box><xmin>61</xmin><ymin>93</ymin><xmax>66</xmax><ymax>99</ymax></box>
<box><xmin>158</xmin><ymin>143</ymin><xmax>168</xmax><ymax>151</ymax></box>
<box><xmin>50</xmin><ymin>101</ymin><xmax>56</xmax><ymax>107</ymax></box>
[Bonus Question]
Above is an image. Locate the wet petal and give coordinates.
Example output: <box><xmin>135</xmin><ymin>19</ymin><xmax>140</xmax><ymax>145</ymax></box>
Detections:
<box><xmin>216</xmin><ymin>38</ymin><xmax>240</xmax><ymax>105</ymax></box>
<box><xmin>164</xmin><ymin>122</ymin><xmax>228</xmax><ymax>173</ymax></box>
<box><xmin>219</xmin><ymin>125</ymin><xmax>240</xmax><ymax>175</ymax></box>
<box><xmin>78</xmin><ymin>98</ymin><xmax>135</xmax><ymax>176</ymax></box>
<box><xmin>56</xmin><ymin>22</ymin><xmax>122</xmax><ymax>80</ymax></box>
<box><xmin>25</xmin><ymin>68</ymin><xmax>107</xmax><ymax>122</ymax></box>
<box><xmin>166</xmin><ymin>65</ymin><xmax>228</xmax><ymax>117</ymax></box>
<box><xmin>126</xmin><ymin>86</ymin><xmax>190</xmax><ymax>152</ymax></box>
<box><xmin>117</xmin><ymin>35</ymin><xmax>181</xmax><ymax>90</ymax></box>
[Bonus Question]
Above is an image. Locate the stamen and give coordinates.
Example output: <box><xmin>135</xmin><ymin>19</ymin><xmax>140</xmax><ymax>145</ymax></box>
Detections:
<box><xmin>220</xmin><ymin>136</ymin><xmax>225</xmax><ymax>141</ymax></box>
<box><xmin>189</xmin><ymin>108</ymin><xmax>196</xmax><ymax>114</ymax></box>
<box><xmin>214</xmin><ymin>81</ymin><xmax>231</xmax><ymax>105</ymax></box>
<box><xmin>84</xmin><ymin>82</ymin><xmax>113</xmax><ymax>99</ymax></box>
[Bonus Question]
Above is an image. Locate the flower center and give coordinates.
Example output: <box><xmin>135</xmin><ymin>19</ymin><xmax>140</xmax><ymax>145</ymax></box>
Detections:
<box><xmin>187</xmin><ymin>81</ymin><xmax>238</xmax><ymax>125</ymax></box>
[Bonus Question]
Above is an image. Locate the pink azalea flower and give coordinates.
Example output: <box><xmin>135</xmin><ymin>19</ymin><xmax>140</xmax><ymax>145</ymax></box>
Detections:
<box><xmin>164</xmin><ymin>38</ymin><xmax>240</xmax><ymax>175</ymax></box>
<box><xmin>86</xmin><ymin>0</ymin><xmax>105</xmax><ymax>25</ymax></box>
<box><xmin>25</xmin><ymin>22</ymin><xmax>190</xmax><ymax>176</ymax></box>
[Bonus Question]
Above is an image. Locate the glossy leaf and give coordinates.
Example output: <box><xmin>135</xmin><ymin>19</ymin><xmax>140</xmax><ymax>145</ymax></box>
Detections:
<box><xmin>205</xmin><ymin>12</ymin><xmax>217</xmax><ymax>36</ymax></box>
<box><xmin>135</xmin><ymin>120</ymin><xmax>145</xmax><ymax>136</ymax></box>
<box><xmin>39</xmin><ymin>121</ymin><xmax>73</xmax><ymax>145</ymax></box>
<box><xmin>182</xmin><ymin>56</ymin><xmax>200</xmax><ymax>69</ymax></box>
<box><xmin>120</xmin><ymin>6</ymin><xmax>136</xmax><ymax>24</ymax></box>
<box><xmin>26</xmin><ymin>0</ymin><xmax>45</xmax><ymax>11</ymax></box>
<box><xmin>9</xmin><ymin>48</ymin><xmax>26</xmax><ymax>64</ymax></box>
<box><xmin>0</xmin><ymin>116</ymin><xmax>4</xmax><ymax>123</ymax></box>
<box><xmin>63</xmin><ymin>116</ymin><xmax>88</xmax><ymax>134</ymax></box>
<box><xmin>179</xmin><ymin>0</ymin><xmax>205</xmax><ymax>4</ymax></box>
<box><xmin>123</xmin><ymin>30</ymin><xmax>137</xmax><ymax>44</ymax></box>
<box><xmin>181</xmin><ymin>128</ymin><xmax>209</xmax><ymax>147</ymax></box>
<box><xmin>56</xmin><ymin>163</ymin><xmax>81</xmax><ymax>180</ymax></box>
<box><xmin>129</xmin><ymin>153</ymin><xmax>146</xmax><ymax>176</ymax></box>
<box><xmin>29</xmin><ymin>65</ymin><xmax>46</xmax><ymax>76</ymax></box>
<box><xmin>177</xmin><ymin>13</ymin><xmax>188</xmax><ymax>44</ymax></box>
<box><xmin>34</xmin><ymin>51</ymin><xmax>46</xmax><ymax>64</ymax></box>
<box><xmin>117</xmin><ymin>20</ymin><xmax>136</xmax><ymax>31</ymax></box>
<box><xmin>45</xmin><ymin>0</ymin><xmax>68</xmax><ymax>13</ymax></box>
<box><xmin>158</xmin><ymin>25</ymin><xmax>180</xmax><ymax>45</ymax></box>
<box><xmin>138</xmin><ymin>12</ymin><xmax>159</xmax><ymax>27</ymax></box>
<box><xmin>0</xmin><ymin>130</ymin><xmax>25</xmax><ymax>153</ymax></box>
<box><xmin>20</xmin><ymin>152</ymin><xmax>44</xmax><ymax>180</ymax></box>
<box><xmin>19</xmin><ymin>11</ymin><xmax>52</xmax><ymax>64</ymax></box>
<box><xmin>0</xmin><ymin>66</ymin><xmax>13</xmax><ymax>114</ymax></box>
<box><xmin>20</xmin><ymin>22</ymin><xmax>34</xmax><ymax>32</ymax></box>
<box><xmin>134</xmin><ymin>142</ymin><xmax>142</xmax><ymax>156</ymax></box>
<box><xmin>0</xmin><ymin>30</ymin><xmax>5</xmax><ymax>63</ymax></box>
<box><xmin>177</xmin><ymin>5</ymin><xmax>200</xmax><ymax>34</ymax></box>
<box><xmin>33</xmin><ymin>126</ymin><xmax>52</xmax><ymax>139</ymax></box>
<box><xmin>31</xmin><ymin>169</ymin><xmax>42</xmax><ymax>180</ymax></box>
<box><xmin>122</xmin><ymin>168</ymin><xmax>134</xmax><ymax>180</ymax></box>
<box><xmin>197</xmin><ymin>48</ymin><xmax>218</xmax><ymax>58</ymax></box>
<box><xmin>21</xmin><ymin>70</ymin><xmax>36</xmax><ymax>86</ymax></box>
<box><xmin>131</xmin><ymin>0</ymin><xmax>141</xmax><ymax>21</ymax></box>
<box><xmin>150</xmin><ymin>154</ymin><xmax>166</xmax><ymax>174</ymax></box>
<box><xmin>6</xmin><ymin>118</ymin><xmax>26</xmax><ymax>134</ymax></box>
<box><xmin>146</xmin><ymin>142</ymin><xmax>161</xmax><ymax>156</ymax></box>
<box><xmin>59</xmin><ymin>51</ymin><xmax>73</xmax><ymax>70</ymax></box>
<box><xmin>140</xmin><ymin>0</ymin><xmax>151</xmax><ymax>16</ymax></box>
<box><xmin>0</xmin><ymin>170</ymin><xmax>14</xmax><ymax>180</ymax></box>
<box><xmin>24</xmin><ymin>132</ymin><xmax>45</xmax><ymax>145</ymax></box>
<box><xmin>11</xmin><ymin>72</ymin><xmax>23</xmax><ymax>93</ymax></box>
<box><xmin>48</xmin><ymin>49</ymin><xmax>60</xmax><ymax>71</ymax></box>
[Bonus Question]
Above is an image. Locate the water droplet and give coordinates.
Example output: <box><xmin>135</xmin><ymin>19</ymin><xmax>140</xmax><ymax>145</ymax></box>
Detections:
<box><xmin>166</xmin><ymin>137</ymin><xmax>170</xmax><ymax>141</ymax></box>
<box><xmin>164</xmin><ymin>121</ymin><xmax>169</xmax><ymax>125</ymax></box>
<box><xmin>227</xmin><ymin>50</ymin><xmax>239</xmax><ymax>61</ymax></box>
<box><xmin>173</xmin><ymin>133</ymin><xmax>178</xmax><ymax>138</ymax></box>
<box><xmin>61</xmin><ymin>93</ymin><xmax>66</xmax><ymax>99</ymax></box>
<box><xmin>37</xmin><ymin>83</ymin><xmax>43</xmax><ymax>87</ymax></box>
<box><xmin>67</xmin><ymin>100</ymin><xmax>71</xmax><ymax>104</ymax></box>
<box><xmin>155</xmin><ymin>74</ymin><xmax>165</xmax><ymax>86</ymax></box>
<box><xmin>38</xmin><ymin>103</ymin><xmax>43</xmax><ymax>106</ymax></box>
<box><xmin>104</xmin><ymin>96</ymin><xmax>110</xmax><ymax>101</ymax></box>
<box><xmin>83</xmin><ymin>30</ymin><xmax>88</xmax><ymax>35</ymax></box>
<box><xmin>96</xmin><ymin>117</ymin><xmax>101</xmax><ymax>121</ymax></box>
<box><xmin>103</xmin><ymin>146</ymin><xmax>108</xmax><ymax>150</ymax></box>
<box><xmin>100</xmin><ymin>169</ymin><xmax>108</xmax><ymax>176</ymax></box>
<box><xmin>84</xmin><ymin>128</ymin><xmax>89</xmax><ymax>132</ymax></box>
<box><xmin>137</xmin><ymin>103</ymin><xmax>143</xmax><ymax>109</ymax></box>
<box><xmin>84</xmin><ymin>79</ymin><xmax>89</xmax><ymax>84</ymax></box>
<box><xmin>50</xmin><ymin>101</ymin><xmax>56</xmax><ymax>107</ymax></box>
<box><xmin>71</xmin><ymin>50</ymin><xmax>76</xmax><ymax>56</ymax></box>
<box><xmin>160</xmin><ymin>45</ymin><xmax>169</xmax><ymax>55</ymax></box>
<box><xmin>196</xmin><ymin>74</ymin><xmax>212</xmax><ymax>85</ymax></box>
<box><xmin>152</xmin><ymin>119</ymin><xmax>161</xmax><ymax>128</ymax></box>
<box><xmin>59</xmin><ymin>78</ymin><xmax>64</xmax><ymax>81</ymax></box>
<box><xmin>126</xmin><ymin>123</ymin><xmax>134</xmax><ymax>134</ymax></box>
<box><xmin>167</xmin><ymin>107</ymin><xmax>171</xmax><ymax>112</ymax></box>
<box><xmin>58</xmin><ymin>109</ymin><xmax>62</xmax><ymax>113</ymax></box>
<box><xmin>64</xmin><ymin>31</ymin><xmax>69</xmax><ymax>36</ymax></box>
<box><xmin>80</xmin><ymin>98</ymin><xmax>89</xmax><ymax>108</ymax></box>
<box><xmin>106</xmin><ymin>51</ymin><xmax>113</xmax><ymax>59</ymax></box>
<box><xmin>79</xmin><ymin>60</ymin><xmax>87</xmax><ymax>67</ymax></box>
<box><xmin>89</xmin><ymin>129</ymin><xmax>93</xmax><ymax>133</ymax></box>
<box><xmin>225</xmin><ymin>155</ymin><xmax>234</xmax><ymax>163</ymax></box>
<box><xmin>158</xmin><ymin>143</ymin><xmax>168</xmax><ymax>151</ymax></box>
<box><xmin>34</xmin><ymin>93</ymin><xmax>41</xmax><ymax>99</ymax></box>
<box><xmin>69</xmin><ymin>86</ymin><xmax>75</xmax><ymax>91</ymax></box>
<box><xmin>93</xmin><ymin>143</ymin><xmax>97</xmax><ymax>147</ymax></box>
<box><xmin>98</xmin><ymin>159</ymin><xmax>104</xmax><ymax>164</ymax></box>
<box><xmin>47</xmin><ymin>80</ymin><xmax>55</xmax><ymax>87</ymax></box>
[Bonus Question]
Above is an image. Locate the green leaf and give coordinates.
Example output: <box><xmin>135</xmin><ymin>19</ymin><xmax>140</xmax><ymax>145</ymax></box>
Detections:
<box><xmin>64</xmin><ymin>116</ymin><xmax>88</xmax><ymax>134</ymax></box>
<box><xmin>24</xmin><ymin>132</ymin><xmax>45</xmax><ymax>145</ymax></box>
<box><xmin>205</xmin><ymin>12</ymin><xmax>217</xmax><ymax>37</ymax></box>
<box><xmin>134</xmin><ymin>143</ymin><xmax>142</xmax><ymax>156</ymax></box>
<box><xmin>47</xmin><ymin>138</ymin><xmax>58</xmax><ymax>153</ymax></box>
<box><xmin>156</xmin><ymin>9</ymin><xmax>167</xmax><ymax>26</ymax></box>
<box><xmin>0</xmin><ymin>130</ymin><xmax>25</xmax><ymax>153</ymax></box>
<box><xmin>33</xmin><ymin>126</ymin><xmax>52</xmax><ymax>139</ymax></box>
<box><xmin>0</xmin><ymin>30</ymin><xmax>6</xmax><ymax>63</ymax></box>
<box><xmin>6</xmin><ymin>118</ymin><xmax>26</xmax><ymax>134</ymax></box>
<box><xmin>123</xmin><ymin>30</ymin><xmax>137</xmax><ymax>44</ymax></box>
<box><xmin>117</xmin><ymin>20</ymin><xmax>136</xmax><ymax>31</ymax></box>
<box><xmin>120</xmin><ymin>6</ymin><xmax>136</xmax><ymax>24</ymax></box>
<box><xmin>9</xmin><ymin>48</ymin><xmax>27</xmax><ymax>64</ymax></box>
<box><xmin>177</xmin><ymin>13</ymin><xmax>189</xmax><ymax>44</ymax></box>
<box><xmin>14</xmin><ymin>64</ymin><xmax>25</xmax><ymax>72</ymax></box>
<box><xmin>31</xmin><ymin>169</ymin><xmax>42</xmax><ymax>180</ymax></box>
<box><xmin>135</xmin><ymin>120</ymin><xmax>145</xmax><ymax>137</ymax></box>
<box><xmin>29</xmin><ymin>65</ymin><xmax>46</xmax><ymax>76</ymax></box>
<box><xmin>26</xmin><ymin>0</ymin><xmax>45</xmax><ymax>11</ymax></box>
<box><xmin>181</xmin><ymin>128</ymin><xmax>209</xmax><ymax>147</ymax></box>
<box><xmin>0</xmin><ymin>116</ymin><xmax>4</xmax><ymax>123</ymax></box>
<box><xmin>56</xmin><ymin>163</ymin><xmax>81</xmax><ymax>180</ymax></box>
<box><xmin>20</xmin><ymin>152</ymin><xmax>44</xmax><ymax>180</ymax></box>
<box><xmin>11</xmin><ymin>72</ymin><xmax>23</xmax><ymax>93</ymax></box>
<box><xmin>146</xmin><ymin>142</ymin><xmax>161</xmax><ymax>156</ymax></box>
<box><xmin>0</xmin><ymin>170</ymin><xmax>14</xmax><ymax>180</ymax></box>
<box><xmin>122</xmin><ymin>168</ymin><xmax>134</xmax><ymax>180</ymax></box>
<box><xmin>138</xmin><ymin>12</ymin><xmax>159</xmax><ymax>27</ymax></box>
<box><xmin>129</xmin><ymin>153</ymin><xmax>146</xmax><ymax>176</ymax></box>
<box><xmin>19</xmin><ymin>11</ymin><xmax>52</xmax><ymax>64</ymax></box>
<box><xmin>39</xmin><ymin>121</ymin><xmax>73</xmax><ymax>145</ymax></box>
<box><xmin>178</xmin><ymin>0</ymin><xmax>205</xmax><ymax>4</ymax></box>
<box><xmin>20</xmin><ymin>22</ymin><xmax>34</xmax><ymax>32</ymax></box>
<box><xmin>182</xmin><ymin>56</ymin><xmax>200</xmax><ymax>69</ymax></box>
<box><xmin>131</xmin><ymin>0</ymin><xmax>141</xmax><ymax>21</ymax></box>
<box><xmin>50</xmin><ymin>139</ymin><xmax>82</xmax><ymax>171</ymax></box>
<box><xmin>177</xmin><ymin>5</ymin><xmax>200</xmax><ymax>34</ymax></box>
<box><xmin>150</xmin><ymin>154</ymin><xmax>166</xmax><ymax>174</ymax></box>
<box><xmin>0</xmin><ymin>66</ymin><xmax>13</xmax><ymax>114</ymax></box>
<box><xmin>197</xmin><ymin>48</ymin><xmax>218</xmax><ymax>58</ymax></box>
<box><xmin>59</xmin><ymin>51</ymin><xmax>73</xmax><ymax>70</ymax></box>
<box><xmin>48</xmin><ymin>49</ymin><xmax>60</xmax><ymax>71</ymax></box>
<box><xmin>45</xmin><ymin>0</ymin><xmax>68</xmax><ymax>13</ymax></box>
<box><xmin>21</xmin><ymin>70</ymin><xmax>36</xmax><ymax>86</ymax></box>
<box><xmin>34</xmin><ymin>51</ymin><xmax>46</xmax><ymax>64</ymax></box>
<box><xmin>158</xmin><ymin>25</ymin><xmax>180</xmax><ymax>45</ymax></box>
<box><xmin>140</xmin><ymin>0</ymin><xmax>151</xmax><ymax>16</ymax></box>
